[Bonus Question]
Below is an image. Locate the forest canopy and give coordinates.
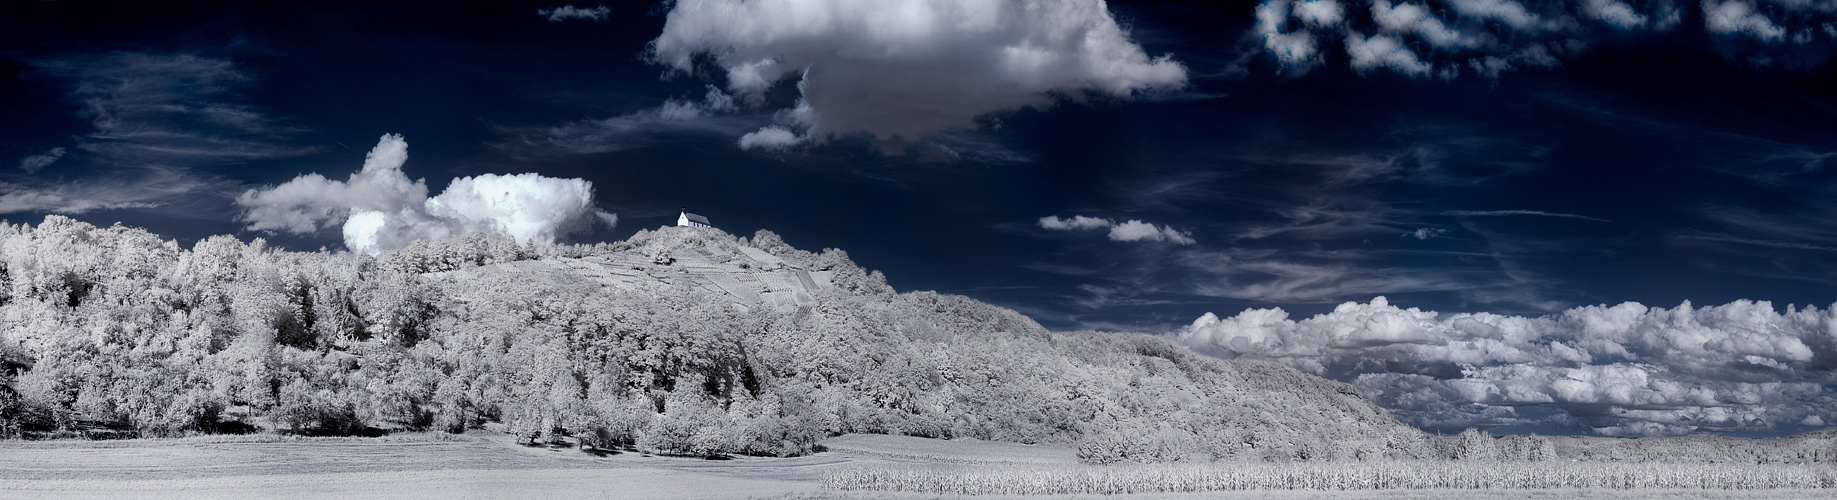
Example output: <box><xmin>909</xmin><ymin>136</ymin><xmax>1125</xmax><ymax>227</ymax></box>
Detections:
<box><xmin>0</xmin><ymin>216</ymin><xmax>1427</xmax><ymax>460</ymax></box>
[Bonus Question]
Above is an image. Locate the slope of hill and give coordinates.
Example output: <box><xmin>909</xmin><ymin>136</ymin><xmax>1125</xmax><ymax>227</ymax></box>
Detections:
<box><xmin>0</xmin><ymin>216</ymin><xmax>1431</xmax><ymax>461</ymax></box>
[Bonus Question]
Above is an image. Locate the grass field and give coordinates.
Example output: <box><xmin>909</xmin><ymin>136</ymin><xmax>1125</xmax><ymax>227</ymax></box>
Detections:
<box><xmin>2</xmin><ymin>433</ymin><xmax>1833</xmax><ymax>500</ymax></box>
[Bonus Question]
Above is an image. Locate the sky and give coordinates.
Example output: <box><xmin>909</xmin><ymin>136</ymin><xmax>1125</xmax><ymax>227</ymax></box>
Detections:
<box><xmin>4</xmin><ymin>0</ymin><xmax>1836</xmax><ymax>437</ymax></box>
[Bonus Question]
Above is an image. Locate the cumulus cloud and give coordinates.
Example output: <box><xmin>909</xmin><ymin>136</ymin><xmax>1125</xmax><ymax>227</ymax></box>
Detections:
<box><xmin>17</xmin><ymin>147</ymin><xmax>65</xmax><ymax>173</ymax></box>
<box><xmin>1582</xmin><ymin>0</ymin><xmax>1650</xmax><ymax>28</ymax></box>
<box><xmin>1039</xmin><ymin>215</ymin><xmax>1195</xmax><ymax>244</ymax></box>
<box><xmin>1295</xmin><ymin>0</ymin><xmax>1348</xmax><ymax>25</ymax></box>
<box><xmin>1704</xmin><ymin>0</ymin><xmax>1788</xmax><ymax>41</ymax></box>
<box><xmin>650</xmin><ymin>0</ymin><xmax>1187</xmax><ymax>153</ymax></box>
<box><xmin>1372</xmin><ymin>0</ymin><xmax>1481</xmax><ymax>48</ymax></box>
<box><xmin>537</xmin><ymin>4</ymin><xmax>609</xmax><ymax>22</ymax></box>
<box><xmin>1171</xmin><ymin>297</ymin><xmax>1837</xmax><ymax>435</ymax></box>
<box><xmin>1347</xmin><ymin>33</ymin><xmax>1435</xmax><ymax>76</ymax></box>
<box><xmin>1039</xmin><ymin>215</ymin><xmax>1113</xmax><ymax>230</ymax></box>
<box><xmin>737</xmin><ymin>126</ymin><xmax>803</xmax><ymax>150</ymax></box>
<box><xmin>1244</xmin><ymin>0</ymin><xmax>1837</xmax><ymax>79</ymax></box>
<box><xmin>1258</xmin><ymin>0</ymin><xmax>1327</xmax><ymax>70</ymax></box>
<box><xmin>238</xmin><ymin>134</ymin><xmax>615</xmax><ymax>255</ymax></box>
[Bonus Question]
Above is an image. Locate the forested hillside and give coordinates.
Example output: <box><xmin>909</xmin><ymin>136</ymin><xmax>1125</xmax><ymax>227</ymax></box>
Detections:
<box><xmin>0</xmin><ymin>216</ymin><xmax>1430</xmax><ymax>460</ymax></box>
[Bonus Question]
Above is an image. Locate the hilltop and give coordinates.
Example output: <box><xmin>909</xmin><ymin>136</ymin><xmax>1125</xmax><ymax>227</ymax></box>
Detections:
<box><xmin>0</xmin><ymin>216</ymin><xmax>1431</xmax><ymax>461</ymax></box>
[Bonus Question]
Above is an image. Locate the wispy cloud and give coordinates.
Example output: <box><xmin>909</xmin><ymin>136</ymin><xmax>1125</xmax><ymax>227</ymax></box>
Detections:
<box><xmin>537</xmin><ymin>4</ymin><xmax>609</xmax><ymax>22</ymax></box>
<box><xmin>498</xmin><ymin>86</ymin><xmax>761</xmax><ymax>157</ymax></box>
<box><xmin>3</xmin><ymin>52</ymin><xmax>310</xmax><ymax>218</ymax></box>
<box><xmin>0</xmin><ymin>167</ymin><xmax>232</xmax><ymax>216</ymax></box>
<box><xmin>16</xmin><ymin>147</ymin><xmax>65</xmax><ymax>174</ymax></box>
<box><xmin>1443</xmin><ymin>209</ymin><xmax>1610</xmax><ymax>222</ymax></box>
<box><xmin>33</xmin><ymin>52</ymin><xmax>316</xmax><ymax>166</ymax></box>
<box><xmin>1405</xmin><ymin>227</ymin><xmax>1448</xmax><ymax>239</ymax></box>
<box><xmin>1678</xmin><ymin>231</ymin><xmax>1837</xmax><ymax>252</ymax></box>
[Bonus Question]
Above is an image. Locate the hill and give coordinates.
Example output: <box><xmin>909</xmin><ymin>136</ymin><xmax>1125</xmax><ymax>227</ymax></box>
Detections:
<box><xmin>0</xmin><ymin>216</ymin><xmax>1431</xmax><ymax>461</ymax></box>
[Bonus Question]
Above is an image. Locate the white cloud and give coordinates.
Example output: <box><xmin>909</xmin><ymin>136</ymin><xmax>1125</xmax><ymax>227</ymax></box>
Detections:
<box><xmin>538</xmin><ymin>4</ymin><xmax>610</xmax><ymax>22</ymax></box>
<box><xmin>1171</xmin><ymin>297</ymin><xmax>1837</xmax><ymax>435</ymax></box>
<box><xmin>1582</xmin><ymin>0</ymin><xmax>1650</xmax><ymax>28</ymax></box>
<box><xmin>737</xmin><ymin>125</ymin><xmax>803</xmax><ymax>150</ymax></box>
<box><xmin>1446</xmin><ymin>0</ymin><xmax>1550</xmax><ymax>31</ymax></box>
<box><xmin>1346</xmin><ymin>33</ymin><xmax>1435</xmax><ymax>77</ymax></box>
<box><xmin>650</xmin><ymin>0</ymin><xmax>1187</xmax><ymax>152</ymax></box>
<box><xmin>1109</xmin><ymin>219</ymin><xmax>1197</xmax><ymax>244</ymax></box>
<box><xmin>1371</xmin><ymin>0</ymin><xmax>1480</xmax><ymax>48</ymax></box>
<box><xmin>1040</xmin><ymin>215</ymin><xmax>1114</xmax><ymax>230</ymax></box>
<box><xmin>17</xmin><ymin>147</ymin><xmax>65</xmax><ymax>173</ymax></box>
<box><xmin>1259</xmin><ymin>1</ymin><xmax>1324</xmax><ymax>69</ymax></box>
<box><xmin>1704</xmin><ymin>0</ymin><xmax>1789</xmax><ymax>41</ymax></box>
<box><xmin>1039</xmin><ymin>215</ymin><xmax>1193</xmax><ymax>245</ymax></box>
<box><xmin>1243</xmin><ymin>0</ymin><xmax>1836</xmax><ymax>79</ymax></box>
<box><xmin>1295</xmin><ymin>0</ymin><xmax>1348</xmax><ymax>25</ymax></box>
<box><xmin>238</xmin><ymin>134</ymin><xmax>615</xmax><ymax>255</ymax></box>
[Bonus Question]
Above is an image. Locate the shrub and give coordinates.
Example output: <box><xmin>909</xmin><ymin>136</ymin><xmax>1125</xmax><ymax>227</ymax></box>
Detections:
<box><xmin>638</xmin><ymin>397</ymin><xmax>729</xmax><ymax>457</ymax></box>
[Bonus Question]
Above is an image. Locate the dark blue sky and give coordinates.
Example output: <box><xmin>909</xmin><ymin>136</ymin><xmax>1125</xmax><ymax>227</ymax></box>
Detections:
<box><xmin>10</xmin><ymin>0</ymin><xmax>1834</xmax><ymax>331</ymax></box>
<box><xmin>7</xmin><ymin>0</ymin><xmax>1837</xmax><ymax>436</ymax></box>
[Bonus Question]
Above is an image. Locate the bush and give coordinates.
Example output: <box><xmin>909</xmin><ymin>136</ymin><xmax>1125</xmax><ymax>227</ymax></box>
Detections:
<box><xmin>275</xmin><ymin>380</ymin><xmax>366</xmax><ymax>435</ymax></box>
<box><xmin>638</xmin><ymin>397</ymin><xmax>729</xmax><ymax>457</ymax></box>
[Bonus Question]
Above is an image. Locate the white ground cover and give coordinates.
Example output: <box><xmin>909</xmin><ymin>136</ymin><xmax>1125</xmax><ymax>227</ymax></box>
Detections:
<box><xmin>1</xmin><ymin>433</ymin><xmax>1832</xmax><ymax>500</ymax></box>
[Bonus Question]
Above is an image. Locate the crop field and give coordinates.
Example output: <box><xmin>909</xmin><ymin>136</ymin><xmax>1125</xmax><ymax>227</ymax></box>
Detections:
<box><xmin>824</xmin><ymin>460</ymin><xmax>1837</xmax><ymax>496</ymax></box>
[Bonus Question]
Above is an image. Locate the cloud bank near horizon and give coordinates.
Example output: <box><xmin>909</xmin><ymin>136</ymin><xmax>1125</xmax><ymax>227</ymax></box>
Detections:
<box><xmin>237</xmin><ymin>134</ymin><xmax>616</xmax><ymax>255</ymax></box>
<box><xmin>649</xmin><ymin>0</ymin><xmax>1188</xmax><ymax>154</ymax></box>
<box><xmin>1170</xmin><ymin>296</ymin><xmax>1837</xmax><ymax>436</ymax></box>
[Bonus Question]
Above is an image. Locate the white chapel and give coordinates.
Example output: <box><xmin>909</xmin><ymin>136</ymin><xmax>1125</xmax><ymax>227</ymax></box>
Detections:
<box><xmin>677</xmin><ymin>207</ymin><xmax>711</xmax><ymax>228</ymax></box>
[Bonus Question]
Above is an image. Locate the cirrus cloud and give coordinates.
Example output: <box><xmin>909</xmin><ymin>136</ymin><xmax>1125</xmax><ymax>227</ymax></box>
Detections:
<box><xmin>17</xmin><ymin>148</ymin><xmax>65</xmax><ymax>174</ymax></box>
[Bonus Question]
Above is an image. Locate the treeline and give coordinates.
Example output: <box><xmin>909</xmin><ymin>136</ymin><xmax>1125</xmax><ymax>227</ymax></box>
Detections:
<box><xmin>0</xmin><ymin>216</ymin><xmax>1431</xmax><ymax>460</ymax></box>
